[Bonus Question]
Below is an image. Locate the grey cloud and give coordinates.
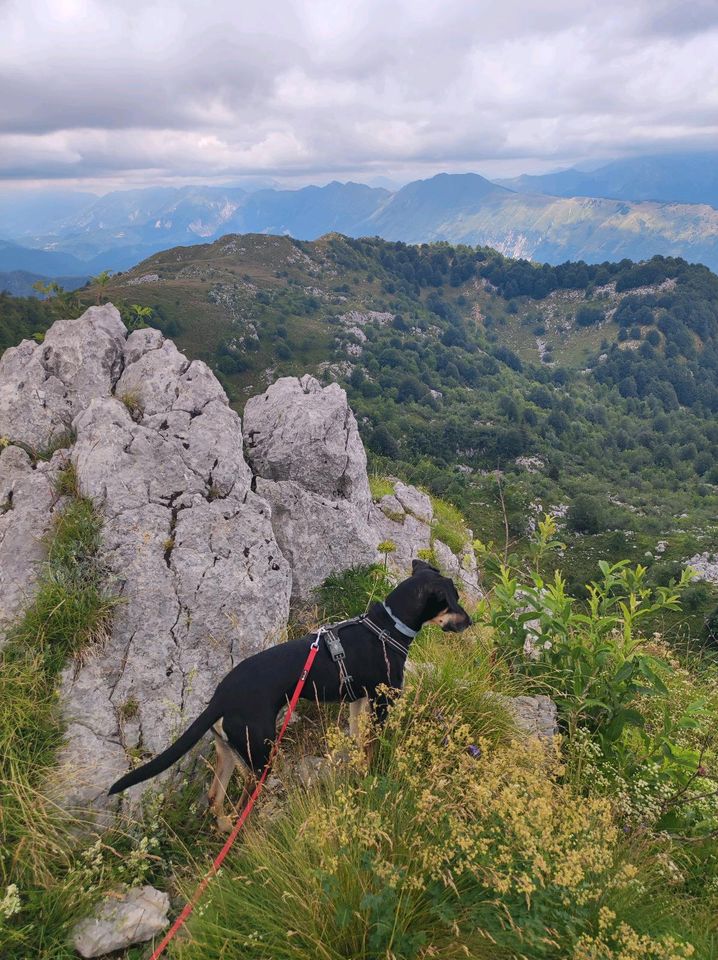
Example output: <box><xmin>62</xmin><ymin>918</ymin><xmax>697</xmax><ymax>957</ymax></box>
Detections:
<box><xmin>0</xmin><ymin>0</ymin><xmax>716</xmax><ymax>186</ymax></box>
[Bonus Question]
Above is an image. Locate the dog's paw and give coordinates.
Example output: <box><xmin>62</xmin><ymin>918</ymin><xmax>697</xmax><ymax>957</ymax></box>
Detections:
<box><xmin>215</xmin><ymin>814</ymin><xmax>233</xmax><ymax>834</ymax></box>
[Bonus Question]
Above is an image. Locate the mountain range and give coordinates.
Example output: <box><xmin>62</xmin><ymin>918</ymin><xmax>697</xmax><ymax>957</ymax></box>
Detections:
<box><xmin>2</xmin><ymin>151</ymin><xmax>718</xmax><ymax>283</ymax></box>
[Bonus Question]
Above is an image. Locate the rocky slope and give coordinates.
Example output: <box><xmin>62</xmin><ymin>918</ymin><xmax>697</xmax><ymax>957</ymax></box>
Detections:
<box><xmin>0</xmin><ymin>304</ymin><xmax>480</xmax><ymax>817</ymax></box>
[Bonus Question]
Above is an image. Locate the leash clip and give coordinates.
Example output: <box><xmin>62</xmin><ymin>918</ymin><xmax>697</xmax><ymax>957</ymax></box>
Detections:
<box><xmin>310</xmin><ymin>629</ymin><xmax>322</xmax><ymax>651</ymax></box>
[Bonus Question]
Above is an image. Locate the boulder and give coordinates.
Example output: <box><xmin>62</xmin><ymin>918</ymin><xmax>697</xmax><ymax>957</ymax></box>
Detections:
<box><xmin>508</xmin><ymin>695</ymin><xmax>558</xmax><ymax>740</ymax></box>
<box><xmin>244</xmin><ymin>376</ymin><xmax>377</xmax><ymax>598</ymax></box>
<box><xmin>71</xmin><ymin>885</ymin><xmax>169</xmax><ymax>958</ymax></box>
<box><xmin>244</xmin><ymin>374</ymin><xmax>371</xmax><ymax>508</ymax></box>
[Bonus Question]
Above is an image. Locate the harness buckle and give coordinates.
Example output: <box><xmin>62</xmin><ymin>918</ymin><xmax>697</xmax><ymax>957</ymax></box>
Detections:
<box><xmin>324</xmin><ymin>631</ymin><xmax>346</xmax><ymax>662</ymax></box>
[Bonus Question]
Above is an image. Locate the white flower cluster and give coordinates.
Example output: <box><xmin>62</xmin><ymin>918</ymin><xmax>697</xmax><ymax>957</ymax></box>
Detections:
<box><xmin>0</xmin><ymin>883</ymin><xmax>21</xmax><ymax>920</ymax></box>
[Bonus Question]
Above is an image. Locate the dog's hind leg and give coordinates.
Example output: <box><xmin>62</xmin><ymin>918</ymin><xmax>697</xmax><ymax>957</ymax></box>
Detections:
<box><xmin>349</xmin><ymin>696</ymin><xmax>375</xmax><ymax>764</ymax></box>
<box><xmin>208</xmin><ymin>727</ymin><xmax>240</xmax><ymax>834</ymax></box>
<box><xmin>349</xmin><ymin>696</ymin><xmax>370</xmax><ymax>741</ymax></box>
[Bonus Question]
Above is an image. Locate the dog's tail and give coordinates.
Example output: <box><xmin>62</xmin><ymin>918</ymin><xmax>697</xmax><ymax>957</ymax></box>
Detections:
<box><xmin>108</xmin><ymin>702</ymin><xmax>221</xmax><ymax>796</ymax></box>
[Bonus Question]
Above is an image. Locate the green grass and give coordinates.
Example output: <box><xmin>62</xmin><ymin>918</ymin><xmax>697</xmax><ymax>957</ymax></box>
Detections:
<box><xmin>430</xmin><ymin>495</ymin><xmax>469</xmax><ymax>555</ymax></box>
<box><xmin>368</xmin><ymin>475</ymin><xmax>395</xmax><ymax>501</ymax></box>
<box><xmin>171</xmin><ymin>622</ymin><xmax>712</xmax><ymax>960</ymax></box>
<box><xmin>313</xmin><ymin>564</ymin><xmax>395</xmax><ymax>623</ymax></box>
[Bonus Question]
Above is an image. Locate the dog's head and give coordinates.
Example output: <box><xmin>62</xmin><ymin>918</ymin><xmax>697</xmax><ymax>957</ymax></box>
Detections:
<box><xmin>410</xmin><ymin>559</ymin><xmax>472</xmax><ymax>633</ymax></box>
<box><xmin>384</xmin><ymin>559</ymin><xmax>472</xmax><ymax>634</ymax></box>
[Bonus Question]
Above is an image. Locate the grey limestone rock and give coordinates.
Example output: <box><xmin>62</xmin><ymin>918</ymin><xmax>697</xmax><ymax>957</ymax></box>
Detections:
<box><xmin>371</xmin><ymin>494</ymin><xmax>432</xmax><ymax>574</ymax></box>
<box><xmin>503</xmin><ymin>694</ymin><xmax>558</xmax><ymax>740</ymax></box>
<box><xmin>57</xmin><ymin>378</ymin><xmax>290</xmax><ymax>812</ymax></box>
<box><xmin>369</xmin><ymin>478</ymin><xmax>483</xmax><ymax>603</ymax></box>
<box><xmin>244</xmin><ymin>376</ymin><xmax>377</xmax><ymax>598</ymax></box>
<box><xmin>393</xmin><ymin>480</ymin><xmax>432</xmax><ymax>523</ymax></box>
<box><xmin>0</xmin><ymin>304</ymin><xmax>126</xmax><ymax>450</ymax></box>
<box><xmin>433</xmin><ymin>538</ymin><xmax>483</xmax><ymax>604</ymax></box>
<box><xmin>256</xmin><ymin>477</ymin><xmax>378</xmax><ymax>599</ymax></box>
<box><xmin>0</xmin><ymin>304</ymin><xmax>292</xmax><ymax>814</ymax></box>
<box><xmin>244</xmin><ymin>374</ymin><xmax>371</xmax><ymax>508</ymax></box>
<box><xmin>71</xmin><ymin>885</ymin><xmax>169</xmax><ymax>958</ymax></box>
<box><xmin>0</xmin><ymin>445</ymin><xmax>65</xmax><ymax>648</ymax></box>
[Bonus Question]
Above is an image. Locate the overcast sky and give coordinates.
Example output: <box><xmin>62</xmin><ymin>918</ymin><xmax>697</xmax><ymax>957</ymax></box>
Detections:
<box><xmin>2</xmin><ymin>0</ymin><xmax>718</xmax><ymax>193</ymax></box>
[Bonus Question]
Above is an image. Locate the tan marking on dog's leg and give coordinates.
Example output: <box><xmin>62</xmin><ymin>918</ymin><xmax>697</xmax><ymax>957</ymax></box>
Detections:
<box><xmin>208</xmin><ymin>734</ymin><xmax>239</xmax><ymax>833</ymax></box>
<box><xmin>364</xmin><ymin>734</ymin><xmax>378</xmax><ymax>767</ymax></box>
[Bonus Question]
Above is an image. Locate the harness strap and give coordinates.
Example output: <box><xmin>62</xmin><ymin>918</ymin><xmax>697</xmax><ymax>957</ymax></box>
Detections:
<box><xmin>319</xmin><ymin>626</ymin><xmax>360</xmax><ymax>701</ymax></box>
<box><xmin>360</xmin><ymin>615</ymin><xmax>410</xmax><ymax>660</ymax></box>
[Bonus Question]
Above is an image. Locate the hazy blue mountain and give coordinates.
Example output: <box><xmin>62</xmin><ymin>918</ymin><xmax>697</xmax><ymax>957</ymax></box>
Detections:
<box><xmin>499</xmin><ymin>152</ymin><xmax>718</xmax><ymax>208</ymax></box>
<box><xmin>230</xmin><ymin>180</ymin><xmax>389</xmax><ymax>237</ymax></box>
<box><xmin>359</xmin><ymin>172</ymin><xmax>513</xmax><ymax>239</ymax></box>
<box><xmin>5</xmin><ymin>161</ymin><xmax>718</xmax><ymax>275</ymax></box>
<box><xmin>0</xmin><ymin>189</ymin><xmax>96</xmax><ymax>238</ymax></box>
<box><xmin>0</xmin><ymin>270</ymin><xmax>89</xmax><ymax>297</ymax></box>
<box><xmin>0</xmin><ymin>240</ymin><xmax>87</xmax><ymax>275</ymax></box>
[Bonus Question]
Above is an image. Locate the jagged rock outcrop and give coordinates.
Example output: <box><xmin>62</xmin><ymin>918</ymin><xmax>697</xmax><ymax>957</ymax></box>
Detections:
<box><xmin>0</xmin><ymin>305</ymin><xmax>292</xmax><ymax>813</ymax></box>
<box><xmin>243</xmin><ymin>375</ymin><xmax>378</xmax><ymax>598</ymax></box>
<box><xmin>0</xmin><ymin>305</ymin><xmax>126</xmax><ymax>450</ymax></box>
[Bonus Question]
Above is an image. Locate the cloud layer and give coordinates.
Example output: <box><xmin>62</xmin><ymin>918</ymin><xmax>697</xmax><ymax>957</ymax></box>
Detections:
<box><xmin>1</xmin><ymin>0</ymin><xmax>718</xmax><ymax>188</ymax></box>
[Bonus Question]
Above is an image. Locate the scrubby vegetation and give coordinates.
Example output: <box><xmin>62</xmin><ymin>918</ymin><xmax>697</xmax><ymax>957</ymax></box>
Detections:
<box><xmin>3</xmin><ymin>236</ymin><xmax>718</xmax><ymax>955</ymax></box>
<box><xmin>174</xmin><ymin>536</ymin><xmax>718</xmax><ymax>958</ymax></box>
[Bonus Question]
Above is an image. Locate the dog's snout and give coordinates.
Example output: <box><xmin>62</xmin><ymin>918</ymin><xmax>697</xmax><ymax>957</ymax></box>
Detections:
<box><xmin>442</xmin><ymin>610</ymin><xmax>472</xmax><ymax>633</ymax></box>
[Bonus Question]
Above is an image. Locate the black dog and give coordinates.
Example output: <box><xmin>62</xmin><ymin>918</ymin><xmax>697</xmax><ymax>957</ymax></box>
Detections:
<box><xmin>109</xmin><ymin>559</ymin><xmax>471</xmax><ymax>829</ymax></box>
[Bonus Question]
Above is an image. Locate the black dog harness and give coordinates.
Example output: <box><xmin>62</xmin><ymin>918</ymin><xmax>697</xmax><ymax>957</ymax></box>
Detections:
<box><xmin>316</xmin><ymin>608</ymin><xmax>414</xmax><ymax>701</ymax></box>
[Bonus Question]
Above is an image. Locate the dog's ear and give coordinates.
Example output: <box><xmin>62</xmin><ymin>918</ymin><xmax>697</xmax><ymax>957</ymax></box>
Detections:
<box><xmin>437</xmin><ymin>577</ymin><xmax>464</xmax><ymax>613</ymax></box>
<box><xmin>412</xmin><ymin>558</ymin><xmax>440</xmax><ymax>575</ymax></box>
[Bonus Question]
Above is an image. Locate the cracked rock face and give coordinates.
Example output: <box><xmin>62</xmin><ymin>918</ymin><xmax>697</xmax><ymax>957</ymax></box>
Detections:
<box><xmin>244</xmin><ymin>374</ymin><xmax>371</xmax><ymax>508</ymax></box>
<box><xmin>0</xmin><ymin>304</ymin><xmax>126</xmax><ymax>450</ymax></box>
<box><xmin>0</xmin><ymin>304</ymin><xmax>292</xmax><ymax>815</ymax></box>
<box><xmin>0</xmin><ymin>445</ymin><xmax>66</xmax><ymax>648</ymax></box>
<box><xmin>370</xmin><ymin>478</ymin><xmax>483</xmax><ymax>602</ymax></box>
<box><xmin>244</xmin><ymin>375</ymin><xmax>377</xmax><ymax>598</ymax></box>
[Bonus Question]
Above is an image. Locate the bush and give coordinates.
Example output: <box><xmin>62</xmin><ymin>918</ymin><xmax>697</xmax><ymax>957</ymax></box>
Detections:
<box><xmin>575</xmin><ymin>305</ymin><xmax>605</xmax><ymax>327</ymax></box>
<box><xmin>567</xmin><ymin>494</ymin><xmax>606</xmax><ymax>534</ymax></box>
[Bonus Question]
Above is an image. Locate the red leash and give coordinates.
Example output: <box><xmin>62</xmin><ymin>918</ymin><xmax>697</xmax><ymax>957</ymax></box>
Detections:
<box><xmin>148</xmin><ymin>637</ymin><xmax>321</xmax><ymax>960</ymax></box>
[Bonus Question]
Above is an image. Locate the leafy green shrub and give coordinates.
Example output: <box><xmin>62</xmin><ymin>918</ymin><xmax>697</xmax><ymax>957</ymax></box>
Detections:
<box><xmin>487</xmin><ymin>559</ymin><xmax>693</xmax><ymax>756</ymax></box>
<box><xmin>576</xmin><ymin>305</ymin><xmax>605</xmax><ymax>327</ymax></box>
<box><xmin>567</xmin><ymin>494</ymin><xmax>606</xmax><ymax>534</ymax></box>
